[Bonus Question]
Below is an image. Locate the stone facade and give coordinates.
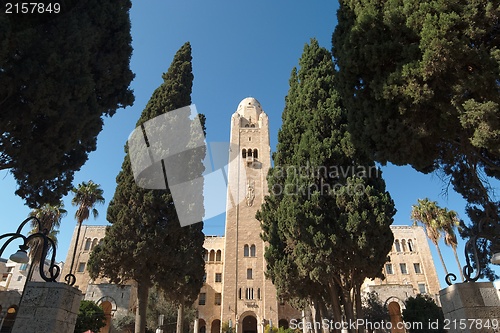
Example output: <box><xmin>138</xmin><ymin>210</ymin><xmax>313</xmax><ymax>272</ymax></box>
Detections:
<box><xmin>363</xmin><ymin>225</ymin><xmax>441</xmax><ymax>299</ymax></box>
<box><xmin>362</xmin><ymin>225</ymin><xmax>442</xmax><ymax>333</ymax></box>
<box><xmin>60</xmin><ymin>225</ymin><xmax>108</xmax><ymax>293</ymax></box>
<box><xmin>196</xmin><ymin>98</ymin><xmax>300</xmax><ymax>333</ymax></box>
<box><xmin>59</xmin><ymin>225</ymin><xmax>136</xmax><ymax>333</ymax></box>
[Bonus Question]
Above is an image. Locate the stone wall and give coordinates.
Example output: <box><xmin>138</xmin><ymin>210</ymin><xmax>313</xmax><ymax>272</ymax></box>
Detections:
<box><xmin>61</xmin><ymin>225</ymin><xmax>108</xmax><ymax>294</ymax></box>
<box><xmin>440</xmin><ymin>282</ymin><xmax>500</xmax><ymax>333</ymax></box>
<box><xmin>11</xmin><ymin>281</ymin><xmax>82</xmax><ymax>333</ymax></box>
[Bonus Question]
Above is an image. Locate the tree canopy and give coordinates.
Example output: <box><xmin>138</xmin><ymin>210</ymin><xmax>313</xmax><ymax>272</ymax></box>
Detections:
<box><xmin>0</xmin><ymin>0</ymin><xmax>134</xmax><ymax>207</ymax></box>
<box><xmin>87</xmin><ymin>42</ymin><xmax>205</xmax><ymax>333</ymax></box>
<box><xmin>74</xmin><ymin>300</ymin><xmax>106</xmax><ymax>333</ymax></box>
<box><xmin>332</xmin><ymin>0</ymin><xmax>500</xmax><ymax>267</ymax></box>
<box><xmin>402</xmin><ymin>294</ymin><xmax>445</xmax><ymax>333</ymax></box>
<box><xmin>257</xmin><ymin>39</ymin><xmax>395</xmax><ymax>332</ymax></box>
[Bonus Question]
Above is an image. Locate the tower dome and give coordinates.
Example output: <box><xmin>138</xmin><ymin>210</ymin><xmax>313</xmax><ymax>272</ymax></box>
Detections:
<box><xmin>236</xmin><ymin>97</ymin><xmax>263</xmax><ymax>120</ymax></box>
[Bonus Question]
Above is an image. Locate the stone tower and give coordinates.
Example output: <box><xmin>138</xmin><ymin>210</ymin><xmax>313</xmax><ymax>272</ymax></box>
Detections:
<box><xmin>221</xmin><ymin>97</ymin><xmax>276</xmax><ymax>333</ymax></box>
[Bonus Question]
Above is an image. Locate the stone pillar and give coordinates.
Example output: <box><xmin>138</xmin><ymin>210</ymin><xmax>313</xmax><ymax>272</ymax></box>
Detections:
<box><xmin>11</xmin><ymin>281</ymin><xmax>82</xmax><ymax>333</ymax></box>
<box><xmin>439</xmin><ymin>282</ymin><xmax>500</xmax><ymax>333</ymax></box>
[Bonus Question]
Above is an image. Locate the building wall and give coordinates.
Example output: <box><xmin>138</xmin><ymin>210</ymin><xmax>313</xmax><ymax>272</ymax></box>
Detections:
<box><xmin>193</xmin><ymin>98</ymin><xmax>302</xmax><ymax>333</ymax></box>
<box><xmin>60</xmin><ymin>225</ymin><xmax>108</xmax><ymax>294</ymax></box>
<box><xmin>219</xmin><ymin>98</ymin><xmax>290</xmax><ymax>333</ymax></box>
<box><xmin>198</xmin><ymin>236</ymin><xmax>225</xmax><ymax>330</ymax></box>
<box><xmin>0</xmin><ymin>259</ymin><xmax>64</xmax><ymax>291</ymax></box>
<box><xmin>59</xmin><ymin>225</ymin><xmax>135</xmax><ymax>333</ymax></box>
<box><xmin>362</xmin><ymin>225</ymin><xmax>442</xmax><ymax>305</ymax></box>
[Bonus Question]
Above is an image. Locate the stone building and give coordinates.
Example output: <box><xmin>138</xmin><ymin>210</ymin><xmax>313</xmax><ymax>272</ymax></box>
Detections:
<box><xmin>362</xmin><ymin>225</ymin><xmax>441</xmax><ymax>333</ymax></box>
<box><xmin>196</xmin><ymin>98</ymin><xmax>300</xmax><ymax>333</ymax></box>
<box><xmin>57</xmin><ymin>97</ymin><xmax>442</xmax><ymax>333</ymax></box>
<box><xmin>60</xmin><ymin>225</ymin><xmax>136</xmax><ymax>332</ymax></box>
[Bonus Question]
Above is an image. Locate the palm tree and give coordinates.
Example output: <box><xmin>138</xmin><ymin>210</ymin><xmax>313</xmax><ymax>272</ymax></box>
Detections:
<box><xmin>68</xmin><ymin>180</ymin><xmax>105</xmax><ymax>280</ymax></box>
<box><xmin>410</xmin><ymin>198</ymin><xmax>449</xmax><ymax>275</ymax></box>
<box><xmin>27</xmin><ymin>201</ymin><xmax>67</xmax><ymax>280</ymax></box>
<box><xmin>439</xmin><ymin>208</ymin><xmax>464</xmax><ymax>281</ymax></box>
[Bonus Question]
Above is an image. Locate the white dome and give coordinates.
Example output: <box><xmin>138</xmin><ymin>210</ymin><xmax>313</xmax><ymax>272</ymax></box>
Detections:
<box><xmin>236</xmin><ymin>97</ymin><xmax>263</xmax><ymax>118</ymax></box>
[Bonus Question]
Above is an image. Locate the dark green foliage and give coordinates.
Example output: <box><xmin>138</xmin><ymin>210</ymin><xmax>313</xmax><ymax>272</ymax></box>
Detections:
<box><xmin>74</xmin><ymin>300</ymin><xmax>106</xmax><ymax>333</ymax></box>
<box><xmin>402</xmin><ymin>294</ymin><xmax>445</xmax><ymax>333</ymax></box>
<box><xmin>0</xmin><ymin>0</ymin><xmax>134</xmax><ymax>207</ymax></box>
<box><xmin>87</xmin><ymin>42</ymin><xmax>205</xmax><ymax>333</ymax></box>
<box><xmin>332</xmin><ymin>0</ymin><xmax>500</xmax><ymax>268</ymax></box>
<box><xmin>362</xmin><ymin>291</ymin><xmax>389</xmax><ymax>327</ymax></box>
<box><xmin>257</xmin><ymin>39</ymin><xmax>395</xmax><ymax>327</ymax></box>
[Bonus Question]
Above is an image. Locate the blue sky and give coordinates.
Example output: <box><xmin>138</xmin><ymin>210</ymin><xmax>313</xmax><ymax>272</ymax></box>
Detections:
<box><xmin>0</xmin><ymin>0</ymin><xmax>498</xmax><ymax>287</ymax></box>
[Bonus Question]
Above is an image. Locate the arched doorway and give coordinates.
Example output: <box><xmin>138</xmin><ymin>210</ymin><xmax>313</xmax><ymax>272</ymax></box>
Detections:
<box><xmin>241</xmin><ymin>315</ymin><xmax>257</xmax><ymax>333</ymax></box>
<box><xmin>199</xmin><ymin>319</ymin><xmax>206</xmax><ymax>333</ymax></box>
<box><xmin>278</xmin><ymin>319</ymin><xmax>289</xmax><ymax>329</ymax></box>
<box><xmin>100</xmin><ymin>301</ymin><xmax>113</xmax><ymax>333</ymax></box>
<box><xmin>388</xmin><ymin>301</ymin><xmax>404</xmax><ymax>333</ymax></box>
<box><xmin>1</xmin><ymin>305</ymin><xmax>18</xmax><ymax>332</ymax></box>
<box><xmin>211</xmin><ymin>319</ymin><xmax>221</xmax><ymax>333</ymax></box>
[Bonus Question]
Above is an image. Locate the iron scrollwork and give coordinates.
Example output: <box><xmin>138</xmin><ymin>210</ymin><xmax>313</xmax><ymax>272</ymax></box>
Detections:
<box><xmin>446</xmin><ymin>217</ymin><xmax>500</xmax><ymax>286</ymax></box>
<box><xmin>0</xmin><ymin>216</ymin><xmax>61</xmax><ymax>283</ymax></box>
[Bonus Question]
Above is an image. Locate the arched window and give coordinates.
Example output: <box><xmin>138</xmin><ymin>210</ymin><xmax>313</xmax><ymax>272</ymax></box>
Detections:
<box><xmin>216</xmin><ymin>250</ymin><xmax>222</xmax><ymax>261</ymax></box>
<box><xmin>408</xmin><ymin>239</ymin><xmax>414</xmax><ymax>252</ymax></box>
<box><xmin>84</xmin><ymin>239</ymin><xmax>91</xmax><ymax>251</ymax></box>
<box><xmin>91</xmin><ymin>238</ymin><xmax>98</xmax><ymax>250</ymax></box>
<box><xmin>242</xmin><ymin>149</ymin><xmax>247</xmax><ymax>158</ymax></box>
<box><xmin>250</xmin><ymin>124</ymin><xmax>255</xmax><ymax>128</ymax></box>
<box><xmin>245</xmin><ymin>124</ymin><xmax>249</xmax><ymax>128</ymax></box>
<box><xmin>209</xmin><ymin>250</ymin><xmax>215</xmax><ymax>261</ymax></box>
<box><xmin>401</xmin><ymin>240</ymin><xmax>407</xmax><ymax>252</ymax></box>
<box><xmin>250</xmin><ymin>244</ymin><xmax>256</xmax><ymax>257</ymax></box>
<box><xmin>394</xmin><ymin>240</ymin><xmax>401</xmax><ymax>252</ymax></box>
<box><xmin>244</xmin><ymin>245</ymin><xmax>249</xmax><ymax>257</ymax></box>
<box><xmin>253</xmin><ymin>149</ymin><xmax>258</xmax><ymax>159</ymax></box>
<box><xmin>248</xmin><ymin>149</ymin><xmax>253</xmax><ymax>157</ymax></box>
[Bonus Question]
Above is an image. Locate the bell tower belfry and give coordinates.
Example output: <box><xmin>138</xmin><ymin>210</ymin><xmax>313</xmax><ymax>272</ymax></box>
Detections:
<box><xmin>221</xmin><ymin>97</ymin><xmax>277</xmax><ymax>333</ymax></box>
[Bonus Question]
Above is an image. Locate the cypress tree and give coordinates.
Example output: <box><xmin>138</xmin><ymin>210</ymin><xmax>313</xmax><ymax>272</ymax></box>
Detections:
<box><xmin>88</xmin><ymin>42</ymin><xmax>205</xmax><ymax>333</ymax></box>
<box><xmin>0</xmin><ymin>0</ymin><xmax>134</xmax><ymax>207</ymax></box>
<box><xmin>257</xmin><ymin>39</ymin><xmax>395</xmax><ymax>332</ymax></box>
<box><xmin>332</xmin><ymin>0</ymin><xmax>500</xmax><ymax>271</ymax></box>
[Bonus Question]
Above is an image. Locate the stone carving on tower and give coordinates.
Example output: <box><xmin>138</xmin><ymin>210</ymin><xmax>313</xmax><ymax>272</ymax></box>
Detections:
<box><xmin>246</xmin><ymin>180</ymin><xmax>255</xmax><ymax>207</ymax></box>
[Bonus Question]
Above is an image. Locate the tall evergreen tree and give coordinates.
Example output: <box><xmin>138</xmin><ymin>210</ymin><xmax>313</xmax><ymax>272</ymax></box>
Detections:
<box><xmin>0</xmin><ymin>0</ymin><xmax>134</xmax><ymax>207</ymax></box>
<box><xmin>87</xmin><ymin>42</ymin><xmax>205</xmax><ymax>333</ymax></box>
<box><xmin>257</xmin><ymin>39</ymin><xmax>395</xmax><ymax>333</ymax></box>
<box><xmin>332</xmin><ymin>0</ymin><xmax>500</xmax><ymax>269</ymax></box>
